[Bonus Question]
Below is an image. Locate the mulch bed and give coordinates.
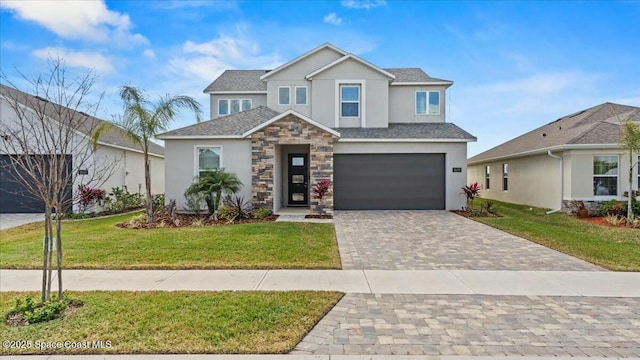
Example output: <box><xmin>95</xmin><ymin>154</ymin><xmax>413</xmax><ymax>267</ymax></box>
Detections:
<box><xmin>579</xmin><ymin>216</ymin><xmax>632</xmax><ymax>228</ymax></box>
<box><xmin>5</xmin><ymin>300</ymin><xmax>84</xmax><ymax>327</ymax></box>
<box><xmin>305</xmin><ymin>214</ymin><xmax>333</xmax><ymax>219</ymax></box>
<box><xmin>451</xmin><ymin>210</ymin><xmax>501</xmax><ymax>218</ymax></box>
<box><xmin>117</xmin><ymin>213</ymin><xmax>279</xmax><ymax>229</ymax></box>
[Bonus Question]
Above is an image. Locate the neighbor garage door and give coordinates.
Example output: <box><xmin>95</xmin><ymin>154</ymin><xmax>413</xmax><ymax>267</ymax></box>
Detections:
<box><xmin>0</xmin><ymin>155</ymin><xmax>72</xmax><ymax>213</ymax></box>
<box><xmin>334</xmin><ymin>153</ymin><xmax>445</xmax><ymax>210</ymax></box>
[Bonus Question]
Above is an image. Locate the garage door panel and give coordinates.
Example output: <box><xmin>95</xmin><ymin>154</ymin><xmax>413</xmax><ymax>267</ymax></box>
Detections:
<box><xmin>334</xmin><ymin>153</ymin><xmax>445</xmax><ymax>210</ymax></box>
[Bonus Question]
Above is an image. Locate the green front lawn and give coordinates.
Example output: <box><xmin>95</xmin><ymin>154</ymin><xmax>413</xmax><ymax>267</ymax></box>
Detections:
<box><xmin>472</xmin><ymin>200</ymin><xmax>640</xmax><ymax>271</ymax></box>
<box><xmin>0</xmin><ymin>291</ymin><xmax>343</xmax><ymax>354</ymax></box>
<box><xmin>0</xmin><ymin>214</ymin><xmax>340</xmax><ymax>269</ymax></box>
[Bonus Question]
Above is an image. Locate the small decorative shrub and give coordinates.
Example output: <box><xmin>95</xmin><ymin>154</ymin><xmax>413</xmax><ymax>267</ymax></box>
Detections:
<box><xmin>461</xmin><ymin>182</ymin><xmax>481</xmax><ymax>210</ymax></box>
<box><xmin>312</xmin><ymin>179</ymin><xmax>332</xmax><ymax>214</ymax></box>
<box><xmin>219</xmin><ymin>195</ymin><xmax>251</xmax><ymax>221</ymax></box>
<box><xmin>152</xmin><ymin>193</ymin><xmax>165</xmax><ymax>212</ymax></box>
<box><xmin>622</xmin><ymin>196</ymin><xmax>640</xmax><ymax>217</ymax></box>
<box><xmin>126</xmin><ymin>214</ymin><xmax>147</xmax><ymax>228</ymax></box>
<box><xmin>599</xmin><ymin>200</ymin><xmax>624</xmax><ymax>217</ymax></box>
<box><xmin>78</xmin><ymin>185</ymin><xmax>106</xmax><ymax>214</ymax></box>
<box><xmin>481</xmin><ymin>201</ymin><xmax>495</xmax><ymax>215</ymax></box>
<box><xmin>104</xmin><ymin>187</ymin><xmax>142</xmax><ymax>213</ymax></box>
<box><xmin>604</xmin><ymin>214</ymin><xmax>626</xmax><ymax>226</ymax></box>
<box><xmin>7</xmin><ymin>294</ymin><xmax>78</xmax><ymax>325</ymax></box>
<box><xmin>183</xmin><ymin>191</ymin><xmax>205</xmax><ymax>214</ymax></box>
<box><xmin>254</xmin><ymin>207</ymin><xmax>273</xmax><ymax>220</ymax></box>
<box><xmin>190</xmin><ymin>219</ymin><xmax>204</xmax><ymax>227</ymax></box>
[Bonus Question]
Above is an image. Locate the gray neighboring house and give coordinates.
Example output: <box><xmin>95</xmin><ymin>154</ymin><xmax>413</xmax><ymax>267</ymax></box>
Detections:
<box><xmin>468</xmin><ymin>102</ymin><xmax>640</xmax><ymax>214</ymax></box>
<box><xmin>0</xmin><ymin>84</ymin><xmax>165</xmax><ymax>213</ymax></box>
<box><xmin>158</xmin><ymin>43</ymin><xmax>476</xmax><ymax>213</ymax></box>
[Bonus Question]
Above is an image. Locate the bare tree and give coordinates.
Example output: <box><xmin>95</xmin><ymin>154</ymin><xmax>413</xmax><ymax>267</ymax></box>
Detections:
<box><xmin>620</xmin><ymin>120</ymin><xmax>640</xmax><ymax>222</ymax></box>
<box><xmin>0</xmin><ymin>58</ymin><xmax>116</xmax><ymax>303</ymax></box>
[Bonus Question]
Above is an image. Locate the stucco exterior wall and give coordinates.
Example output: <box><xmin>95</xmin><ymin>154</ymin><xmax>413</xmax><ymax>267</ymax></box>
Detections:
<box><xmin>163</xmin><ymin>139</ymin><xmax>252</xmax><ymax>211</ymax></box>
<box><xmin>563</xmin><ymin>149</ymin><xmax>629</xmax><ymax>200</ymax></box>
<box><xmin>210</xmin><ymin>94</ymin><xmax>266</xmax><ymax>119</ymax></box>
<box><xmin>266</xmin><ymin>80</ymin><xmax>312</xmax><ymax>117</ymax></box>
<box><xmin>96</xmin><ymin>146</ymin><xmax>164</xmax><ymax>196</ymax></box>
<box><xmin>334</xmin><ymin>142</ymin><xmax>468</xmax><ymax>210</ymax></box>
<box><xmin>265</xmin><ymin>47</ymin><xmax>344</xmax><ymax>81</ymax></box>
<box><xmin>389</xmin><ymin>85</ymin><xmax>447</xmax><ymax>123</ymax></box>
<box><xmin>468</xmin><ymin>154</ymin><xmax>563</xmax><ymax>210</ymax></box>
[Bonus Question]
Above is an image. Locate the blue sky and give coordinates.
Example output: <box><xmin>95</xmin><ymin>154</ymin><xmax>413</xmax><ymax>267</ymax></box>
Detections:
<box><xmin>1</xmin><ymin>0</ymin><xmax>639</xmax><ymax>157</ymax></box>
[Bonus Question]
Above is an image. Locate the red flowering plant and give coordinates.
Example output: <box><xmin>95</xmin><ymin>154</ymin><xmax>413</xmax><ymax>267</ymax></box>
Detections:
<box><xmin>78</xmin><ymin>185</ymin><xmax>106</xmax><ymax>214</ymax></box>
<box><xmin>461</xmin><ymin>181</ymin><xmax>481</xmax><ymax>211</ymax></box>
<box><xmin>312</xmin><ymin>179</ymin><xmax>331</xmax><ymax>215</ymax></box>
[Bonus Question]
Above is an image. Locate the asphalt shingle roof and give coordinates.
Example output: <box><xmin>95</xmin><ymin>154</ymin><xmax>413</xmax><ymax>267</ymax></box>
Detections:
<box><xmin>468</xmin><ymin>102</ymin><xmax>640</xmax><ymax>164</ymax></box>
<box><xmin>384</xmin><ymin>68</ymin><xmax>452</xmax><ymax>84</ymax></box>
<box><xmin>203</xmin><ymin>70</ymin><xmax>269</xmax><ymax>93</ymax></box>
<box><xmin>158</xmin><ymin>106</ymin><xmax>280</xmax><ymax>137</ymax></box>
<box><xmin>0</xmin><ymin>84</ymin><xmax>164</xmax><ymax>156</ymax></box>
<box><xmin>203</xmin><ymin>68</ymin><xmax>451</xmax><ymax>94</ymax></box>
<box><xmin>337</xmin><ymin>123</ymin><xmax>475</xmax><ymax>140</ymax></box>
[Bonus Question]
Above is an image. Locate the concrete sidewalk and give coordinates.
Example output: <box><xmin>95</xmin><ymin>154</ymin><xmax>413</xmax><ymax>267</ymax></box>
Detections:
<box><xmin>2</xmin><ymin>269</ymin><xmax>639</xmax><ymax>297</ymax></box>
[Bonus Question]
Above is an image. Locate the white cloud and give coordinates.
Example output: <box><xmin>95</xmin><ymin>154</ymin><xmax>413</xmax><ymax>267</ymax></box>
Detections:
<box><xmin>32</xmin><ymin>47</ymin><xmax>114</xmax><ymax>73</ymax></box>
<box><xmin>143</xmin><ymin>49</ymin><xmax>156</xmax><ymax>60</ymax></box>
<box><xmin>169</xmin><ymin>34</ymin><xmax>281</xmax><ymax>83</ymax></box>
<box><xmin>0</xmin><ymin>0</ymin><xmax>147</xmax><ymax>45</ymax></box>
<box><xmin>341</xmin><ymin>0</ymin><xmax>386</xmax><ymax>10</ymax></box>
<box><xmin>323</xmin><ymin>12</ymin><xmax>343</xmax><ymax>26</ymax></box>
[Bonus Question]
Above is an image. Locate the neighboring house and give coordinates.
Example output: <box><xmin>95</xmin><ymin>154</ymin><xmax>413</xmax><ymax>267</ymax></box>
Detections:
<box><xmin>467</xmin><ymin>102</ymin><xmax>640</xmax><ymax>214</ymax></box>
<box><xmin>0</xmin><ymin>84</ymin><xmax>165</xmax><ymax>213</ymax></box>
<box><xmin>158</xmin><ymin>43</ymin><xmax>476</xmax><ymax>213</ymax></box>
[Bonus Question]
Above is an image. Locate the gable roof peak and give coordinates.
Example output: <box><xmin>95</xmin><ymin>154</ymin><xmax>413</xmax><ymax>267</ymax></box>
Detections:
<box><xmin>259</xmin><ymin>43</ymin><xmax>348</xmax><ymax>81</ymax></box>
<box><xmin>306</xmin><ymin>53</ymin><xmax>396</xmax><ymax>80</ymax></box>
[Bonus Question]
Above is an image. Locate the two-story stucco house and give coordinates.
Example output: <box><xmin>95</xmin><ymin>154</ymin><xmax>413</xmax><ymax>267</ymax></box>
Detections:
<box><xmin>158</xmin><ymin>43</ymin><xmax>476</xmax><ymax>213</ymax></box>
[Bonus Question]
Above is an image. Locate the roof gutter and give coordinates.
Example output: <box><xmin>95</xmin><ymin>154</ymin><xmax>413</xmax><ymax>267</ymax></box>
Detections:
<box><xmin>546</xmin><ymin>150</ymin><xmax>563</xmax><ymax>215</ymax></box>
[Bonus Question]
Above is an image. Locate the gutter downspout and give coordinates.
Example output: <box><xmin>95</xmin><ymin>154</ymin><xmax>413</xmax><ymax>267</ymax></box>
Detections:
<box><xmin>546</xmin><ymin>150</ymin><xmax>563</xmax><ymax>214</ymax></box>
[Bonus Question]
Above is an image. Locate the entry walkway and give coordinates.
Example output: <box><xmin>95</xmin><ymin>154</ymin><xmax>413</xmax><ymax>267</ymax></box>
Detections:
<box><xmin>2</xmin><ymin>269</ymin><xmax>639</xmax><ymax>297</ymax></box>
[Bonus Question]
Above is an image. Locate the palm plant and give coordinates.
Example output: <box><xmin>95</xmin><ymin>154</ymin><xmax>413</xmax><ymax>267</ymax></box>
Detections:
<box><xmin>184</xmin><ymin>168</ymin><xmax>243</xmax><ymax>217</ymax></box>
<box><xmin>92</xmin><ymin>86</ymin><xmax>202</xmax><ymax>223</ymax></box>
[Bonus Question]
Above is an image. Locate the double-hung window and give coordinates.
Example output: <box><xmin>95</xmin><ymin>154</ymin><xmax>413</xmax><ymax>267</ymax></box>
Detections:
<box><xmin>485</xmin><ymin>166</ymin><xmax>490</xmax><ymax>190</ymax></box>
<box><xmin>416</xmin><ymin>90</ymin><xmax>440</xmax><ymax>115</ymax></box>
<box><xmin>502</xmin><ymin>163</ymin><xmax>508</xmax><ymax>191</ymax></box>
<box><xmin>295</xmin><ymin>86</ymin><xmax>307</xmax><ymax>105</ymax></box>
<box><xmin>340</xmin><ymin>85</ymin><xmax>360</xmax><ymax>117</ymax></box>
<box><xmin>218</xmin><ymin>99</ymin><xmax>251</xmax><ymax>116</ymax></box>
<box><xmin>196</xmin><ymin>147</ymin><xmax>221</xmax><ymax>177</ymax></box>
<box><xmin>278</xmin><ymin>86</ymin><xmax>290</xmax><ymax>105</ymax></box>
<box><xmin>593</xmin><ymin>155</ymin><xmax>618</xmax><ymax>196</ymax></box>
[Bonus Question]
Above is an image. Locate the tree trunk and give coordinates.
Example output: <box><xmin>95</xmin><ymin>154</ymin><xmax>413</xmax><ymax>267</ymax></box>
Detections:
<box><xmin>629</xmin><ymin>153</ymin><xmax>634</xmax><ymax>223</ymax></box>
<box><xmin>41</xmin><ymin>208</ymin><xmax>51</xmax><ymax>303</ymax></box>
<box><xmin>144</xmin><ymin>154</ymin><xmax>153</xmax><ymax>223</ymax></box>
<box><xmin>46</xmin><ymin>213</ymin><xmax>54</xmax><ymax>302</ymax></box>
<box><xmin>55</xmin><ymin>212</ymin><xmax>63</xmax><ymax>300</ymax></box>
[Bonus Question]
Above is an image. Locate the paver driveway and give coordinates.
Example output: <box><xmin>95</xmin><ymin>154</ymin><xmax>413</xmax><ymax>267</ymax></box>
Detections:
<box><xmin>335</xmin><ymin>210</ymin><xmax>602</xmax><ymax>271</ymax></box>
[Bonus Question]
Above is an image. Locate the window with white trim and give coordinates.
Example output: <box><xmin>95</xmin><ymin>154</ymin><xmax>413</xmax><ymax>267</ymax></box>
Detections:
<box><xmin>295</xmin><ymin>86</ymin><xmax>307</xmax><ymax>105</ymax></box>
<box><xmin>278</xmin><ymin>86</ymin><xmax>290</xmax><ymax>105</ymax></box>
<box><xmin>196</xmin><ymin>147</ymin><xmax>221</xmax><ymax>177</ymax></box>
<box><xmin>340</xmin><ymin>85</ymin><xmax>360</xmax><ymax>117</ymax></box>
<box><xmin>218</xmin><ymin>99</ymin><xmax>251</xmax><ymax>116</ymax></box>
<box><xmin>593</xmin><ymin>155</ymin><xmax>618</xmax><ymax>196</ymax></box>
<box><xmin>416</xmin><ymin>90</ymin><xmax>440</xmax><ymax>115</ymax></box>
<box><xmin>502</xmin><ymin>163</ymin><xmax>508</xmax><ymax>191</ymax></box>
<box><xmin>485</xmin><ymin>166</ymin><xmax>490</xmax><ymax>190</ymax></box>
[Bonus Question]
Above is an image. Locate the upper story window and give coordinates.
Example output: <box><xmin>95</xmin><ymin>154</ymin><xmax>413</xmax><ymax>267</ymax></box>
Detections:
<box><xmin>416</xmin><ymin>90</ymin><xmax>440</xmax><ymax>115</ymax></box>
<box><xmin>218</xmin><ymin>99</ymin><xmax>251</xmax><ymax>116</ymax></box>
<box><xmin>196</xmin><ymin>147</ymin><xmax>221</xmax><ymax>178</ymax></box>
<box><xmin>295</xmin><ymin>86</ymin><xmax>308</xmax><ymax>105</ymax></box>
<box><xmin>340</xmin><ymin>85</ymin><xmax>360</xmax><ymax>117</ymax></box>
<box><xmin>278</xmin><ymin>86</ymin><xmax>290</xmax><ymax>105</ymax></box>
<box><xmin>593</xmin><ymin>155</ymin><xmax>618</xmax><ymax>196</ymax></box>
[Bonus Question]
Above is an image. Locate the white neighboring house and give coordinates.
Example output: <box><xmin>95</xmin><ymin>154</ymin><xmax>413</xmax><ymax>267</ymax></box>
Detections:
<box><xmin>158</xmin><ymin>43</ymin><xmax>476</xmax><ymax>213</ymax></box>
<box><xmin>0</xmin><ymin>84</ymin><xmax>165</xmax><ymax>213</ymax></box>
<box><xmin>467</xmin><ymin>102</ymin><xmax>640</xmax><ymax>214</ymax></box>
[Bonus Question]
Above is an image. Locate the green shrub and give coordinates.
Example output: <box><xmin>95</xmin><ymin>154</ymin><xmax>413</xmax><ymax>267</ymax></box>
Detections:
<box><xmin>9</xmin><ymin>294</ymin><xmax>69</xmax><ymax>325</ymax></box>
<box><xmin>104</xmin><ymin>187</ymin><xmax>142</xmax><ymax>213</ymax></box>
<box><xmin>622</xmin><ymin>197</ymin><xmax>640</xmax><ymax>217</ymax></box>
<box><xmin>599</xmin><ymin>199</ymin><xmax>624</xmax><ymax>217</ymax></box>
<box><xmin>254</xmin><ymin>207</ymin><xmax>273</xmax><ymax>220</ymax></box>
<box><xmin>217</xmin><ymin>205</ymin><xmax>236</xmax><ymax>221</ymax></box>
<box><xmin>152</xmin><ymin>193</ymin><xmax>165</xmax><ymax>212</ymax></box>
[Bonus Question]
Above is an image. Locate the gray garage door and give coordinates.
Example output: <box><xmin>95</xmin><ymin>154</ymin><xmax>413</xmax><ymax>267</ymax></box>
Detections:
<box><xmin>334</xmin><ymin>153</ymin><xmax>445</xmax><ymax>210</ymax></box>
<box><xmin>0</xmin><ymin>155</ymin><xmax>72</xmax><ymax>213</ymax></box>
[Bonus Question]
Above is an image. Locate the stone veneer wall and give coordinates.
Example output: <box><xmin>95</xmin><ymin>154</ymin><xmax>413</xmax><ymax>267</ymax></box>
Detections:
<box><xmin>562</xmin><ymin>200</ymin><xmax>606</xmax><ymax>216</ymax></box>
<box><xmin>250</xmin><ymin>114</ymin><xmax>338</xmax><ymax>213</ymax></box>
